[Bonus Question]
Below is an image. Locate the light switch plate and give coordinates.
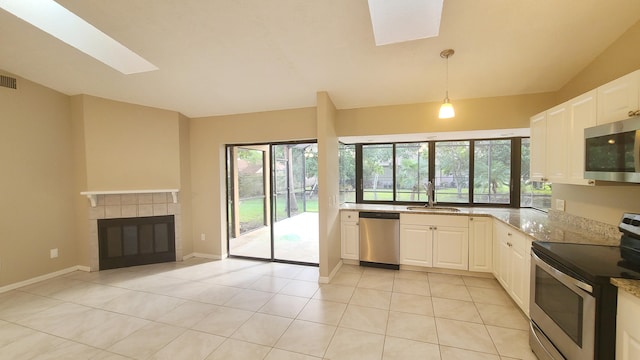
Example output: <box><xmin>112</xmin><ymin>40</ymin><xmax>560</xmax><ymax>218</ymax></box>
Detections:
<box><xmin>50</xmin><ymin>248</ymin><xmax>58</xmax><ymax>258</ymax></box>
<box><xmin>556</xmin><ymin>199</ymin><xmax>566</xmax><ymax>211</ymax></box>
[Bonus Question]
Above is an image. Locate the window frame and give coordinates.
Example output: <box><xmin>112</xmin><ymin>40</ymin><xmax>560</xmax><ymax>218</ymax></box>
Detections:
<box><xmin>352</xmin><ymin>137</ymin><xmax>525</xmax><ymax>208</ymax></box>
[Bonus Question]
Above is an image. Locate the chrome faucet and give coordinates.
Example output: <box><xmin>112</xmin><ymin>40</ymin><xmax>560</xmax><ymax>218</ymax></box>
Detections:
<box><xmin>425</xmin><ymin>180</ymin><xmax>436</xmax><ymax>208</ymax></box>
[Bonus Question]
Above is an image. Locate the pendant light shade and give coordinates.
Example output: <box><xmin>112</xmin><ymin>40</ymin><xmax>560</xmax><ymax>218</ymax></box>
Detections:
<box><xmin>438</xmin><ymin>49</ymin><xmax>455</xmax><ymax>119</ymax></box>
<box><xmin>439</xmin><ymin>98</ymin><xmax>455</xmax><ymax>118</ymax></box>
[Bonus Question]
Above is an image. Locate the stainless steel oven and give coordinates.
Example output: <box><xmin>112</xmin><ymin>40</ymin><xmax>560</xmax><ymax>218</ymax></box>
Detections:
<box><xmin>530</xmin><ymin>251</ymin><xmax>596</xmax><ymax>360</ymax></box>
<box><xmin>530</xmin><ymin>214</ymin><xmax>640</xmax><ymax>360</ymax></box>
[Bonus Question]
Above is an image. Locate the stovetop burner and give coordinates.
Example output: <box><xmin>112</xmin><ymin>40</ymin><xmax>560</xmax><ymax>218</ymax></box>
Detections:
<box><xmin>532</xmin><ymin>213</ymin><xmax>640</xmax><ymax>285</ymax></box>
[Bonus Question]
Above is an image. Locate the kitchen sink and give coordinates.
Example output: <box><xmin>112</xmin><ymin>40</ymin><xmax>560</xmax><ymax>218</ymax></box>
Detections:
<box><xmin>406</xmin><ymin>206</ymin><xmax>461</xmax><ymax>213</ymax></box>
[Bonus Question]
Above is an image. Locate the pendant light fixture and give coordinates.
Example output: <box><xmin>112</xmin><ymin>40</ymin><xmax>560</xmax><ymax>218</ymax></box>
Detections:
<box><xmin>438</xmin><ymin>48</ymin><xmax>455</xmax><ymax>119</ymax></box>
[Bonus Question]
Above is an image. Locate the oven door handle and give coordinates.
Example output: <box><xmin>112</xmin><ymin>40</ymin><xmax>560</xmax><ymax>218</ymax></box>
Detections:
<box><xmin>532</xmin><ymin>251</ymin><xmax>593</xmax><ymax>294</ymax></box>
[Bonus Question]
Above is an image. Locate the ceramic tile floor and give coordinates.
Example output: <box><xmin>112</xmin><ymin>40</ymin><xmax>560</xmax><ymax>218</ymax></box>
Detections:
<box><xmin>0</xmin><ymin>258</ymin><xmax>538</xmax><ymax>360</ymax></box>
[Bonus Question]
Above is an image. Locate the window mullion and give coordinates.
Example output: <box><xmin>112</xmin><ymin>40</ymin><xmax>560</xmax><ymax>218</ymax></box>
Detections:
<box><xmin>468</xmin><ymin>140</ymin><xmax>476</xmax><ymax>205</ymax></box>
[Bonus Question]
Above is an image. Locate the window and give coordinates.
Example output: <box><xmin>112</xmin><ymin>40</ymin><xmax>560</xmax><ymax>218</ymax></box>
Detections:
<box><xmin>339</xmin><ymin>143</ymin><xmax>356</xmax><ymax>203</ymax></box>
<box><xmin>435</xmin><ymin>141</ymin><xmax>470</xmax><ymax>204</ymax></box>
<box><xmin>520</xmin><ymin>138</ymin><xmax>551</xmax><ymax>210</ymax></box>
<box><xmin>340</xmin><ymin>137</ymin><xmax>528</xmax><ymax>207</ymax></box>
<box><xmin>473</xmin><ymin>139</ymin><xmax>511</xmax><ymax>204</ymax></box>
<box><xmin>395</xmin><ymin>142</ymin><xmax>429</xmax><ymax>201</ymax></box>
<box><xmin>362</xmin><ymin>144</ymin><xmax>393</xmax><ymax>201</ymax></box>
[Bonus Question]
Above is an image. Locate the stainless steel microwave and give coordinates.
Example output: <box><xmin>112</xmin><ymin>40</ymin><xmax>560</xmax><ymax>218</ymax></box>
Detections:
<box><xmin>584</xmin><ymin>116</ymin><xmax>640</xmax><ymax>183</ymax></box>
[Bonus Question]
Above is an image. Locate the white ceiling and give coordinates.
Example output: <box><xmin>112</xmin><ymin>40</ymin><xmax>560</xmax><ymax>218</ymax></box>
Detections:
<box><xmin>0</xmin><ymin>0</ymin><xmax>639</xmax><ymax>118</ymax></box>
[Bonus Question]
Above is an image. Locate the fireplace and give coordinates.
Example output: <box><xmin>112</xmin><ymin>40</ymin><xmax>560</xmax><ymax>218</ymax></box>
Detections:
<box><xmin>98</xmin><ymin>215</ymin><xmax>176</xmax><ymax>270</ymax></box>
<box><xmin>82</xmin><ymin>190</ymin><xmax>182</xmax><ymax>271</ymax></box>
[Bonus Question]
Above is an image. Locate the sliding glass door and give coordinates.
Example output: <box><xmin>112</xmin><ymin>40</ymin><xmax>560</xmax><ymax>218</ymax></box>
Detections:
<box><xmin>226</xmin><ymin>141</ymin><xmax>318</xmax><ymax>264</ymax></box>
<box><xmin>227</xmin><ymin>145</ymin><xmax>271</xmax><ymax>259</ymax></box>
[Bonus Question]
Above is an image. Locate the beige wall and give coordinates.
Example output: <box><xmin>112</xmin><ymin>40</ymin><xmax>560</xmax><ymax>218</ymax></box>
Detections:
<box><xmin>179</xmin><ymin>114</ymin><xmax>194</xmax><ymax>256</ymax></box>
<box><xmin>316</xmin><ymin>92</ymin><xmax>341</xmax><ymax>278</ymax></box>
<box><xmin>70</xmin><ymin>96</ymin><xmax>91</xmax><ymax>269</ymax></box>
<box><xmin>548</xmin><ymin>20</ymin><xmax>640</xmax><ymax>226</ymax></box>
<box><xmin>0</xmin><ymin>73</ymin><xmax>77</xmax><ymax>286</ymax></box>
<box><xmin>80</xmin><ymin>95</ymin><xmax>181</xmax><ymax>191</ymax></box>
<box><xmin>190</xmin><ymin>108</ymin><xmax>316</xmax><ymax>257</ymax></box>
<box><xmin>556</xmin><ymin>20</ymin><xmax>640</xmax><ymax>104</ymax></box>
<box><xmin>336</xmin><ymin>93</ymin><xmax>557</xmax><ymax>137</ymax></box>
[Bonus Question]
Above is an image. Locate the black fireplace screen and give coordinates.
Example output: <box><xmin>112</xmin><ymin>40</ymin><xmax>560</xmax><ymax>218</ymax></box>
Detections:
<box><xmin>98</xmin><ymin>215</ymin><xmax>175</xmax><ymax>270</ymax></box>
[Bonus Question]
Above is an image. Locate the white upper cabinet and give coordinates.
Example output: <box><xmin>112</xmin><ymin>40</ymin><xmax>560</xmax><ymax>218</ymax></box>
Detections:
<box><xmin>545</xmin><ymin>103</ymin><xmax>569</xmax><ymax>183</ymax></box>
<box><xmin>597</xmin><ymin>70</ymin><xmax>640</xmax><ymax>125</ymax></box>
<box><xmin>567</xmin><ymin>90</ymin><xmax>597</xmax><ymax>185</ymax></box>
<box><xmin>530</xmin><ymin>111</ymin><xmax>547</xmax><ymax>182</ymax></box>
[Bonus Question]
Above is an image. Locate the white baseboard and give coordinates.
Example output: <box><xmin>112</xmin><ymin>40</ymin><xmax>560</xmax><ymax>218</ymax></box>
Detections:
<box><xmin>191</xmin><ymin>252</ymin><xmax>223</xmax><ymax>260</ymax></box>
<box><xmin>319</xmin><ymin>260</ymin><xmax>343</xmax><ymax>284</ymax></box>
<box><xmin>0</xmin><ymin>266</ymin><xmax>85</xmax><ymax>294</ymax></box>
<box><xmin>183</xmin><ymin>252</ymin><xmax>224</xmax><ymax>261</ymax></box>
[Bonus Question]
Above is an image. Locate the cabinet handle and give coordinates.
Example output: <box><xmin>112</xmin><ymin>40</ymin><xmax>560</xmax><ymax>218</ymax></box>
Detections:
<box><xmin>507</xmin><ymin>242</ymin><xmax>512</xmax><ymax>247</ymax></box>
<box><xmin>470</xmin><ymin>217</ymin><xmax>474</xmax><ymax>221</ymax></box>
<box><xmin>628</xmin><ymin>110</ymin><xmax>640</xmax><ymax>117</ymax></box>
<box><xmin>588</xmin><ymin>179</ymin><xmax>595</xmax><ymax>185</ymax></box>
<box><xmin>433</xmin><ymin>226</ymin><xmax>437</xmax><ymax>230</ymax></box>
<box><xmin>507</xmin><ymin>232</ymin><xmax>512</xmax><ymax>236</ymax></box>
<box><xmin>429</xmin><ymin>226</ymin><xmax>433</xmax><ymax>230</ymax></box>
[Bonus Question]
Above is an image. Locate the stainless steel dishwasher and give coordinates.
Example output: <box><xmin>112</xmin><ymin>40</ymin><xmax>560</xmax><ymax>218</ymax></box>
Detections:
<box><xmin>359</xmin><ymin>212</ymin><xmax>400</xmax><ymax>269</ymax></box>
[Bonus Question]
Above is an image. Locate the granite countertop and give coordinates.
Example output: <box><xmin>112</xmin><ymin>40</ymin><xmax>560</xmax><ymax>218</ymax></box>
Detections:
<box><xmin>340</xmin><ymin>203</ymin><xmax>640</xmax><ymax>299</ymax></box>
<box><xmin>340</xmin><ymin>203</ymin><xmax>619</xmax><ymax>245</ymax></box>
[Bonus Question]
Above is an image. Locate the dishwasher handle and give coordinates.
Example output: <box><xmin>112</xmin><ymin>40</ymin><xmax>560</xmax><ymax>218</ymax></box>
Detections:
<box><xmin>359</xmin><ymin>212</ymin><xmax>400</xmax><ymax>220</ymax></box>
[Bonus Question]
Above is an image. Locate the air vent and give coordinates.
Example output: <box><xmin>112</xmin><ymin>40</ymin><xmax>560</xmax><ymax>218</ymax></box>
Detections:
<box><xmin>0</xmin><ymin>75</ymin><xmax>17</xmax><ymax>90</ymax></box>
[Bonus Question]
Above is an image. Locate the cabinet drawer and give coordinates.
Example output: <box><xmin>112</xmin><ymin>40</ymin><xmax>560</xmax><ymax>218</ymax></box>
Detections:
<box><xmin>341</xmin><ymin>211</ymin><xmax>359</xmax><ymax>222</ymax></box>
<box><xmin>401</xmin><ymin>213</ymin><xmax>468</xmax><ymax>227</ymax></box>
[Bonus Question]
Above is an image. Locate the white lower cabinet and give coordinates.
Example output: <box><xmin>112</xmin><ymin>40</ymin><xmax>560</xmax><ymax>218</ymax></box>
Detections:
<box><xmin>469</xmin><ymin>216</ymin><xmax>493</xmax><ymax>272</ymax></box>
<box><xmin>399</xmin><ymin>224</ymin><xmax>433</xmax><ymax>267</ymax></box>
<box><xmin>493</xmin><ymin>220</ymin><xmax>531</xmax><ymax>315</ymax></box>
<box><xmin>616</xmin><ymin>289</ymin><xmax>640</xmax><ymax>360</ymax></box>
<box><xmin>433</xmin><ymin>226</ymin><xmax>469</xmax><ymax>270</ymax></box>
<box><xmin>400</xmin><ymin>214</ymin><xmax>468</xmax><ymax>270</ymax></box>
<box><xmin>340</xmin><ymin>211</ymin><xmax>359</xmax><ymax>260</ymax></box>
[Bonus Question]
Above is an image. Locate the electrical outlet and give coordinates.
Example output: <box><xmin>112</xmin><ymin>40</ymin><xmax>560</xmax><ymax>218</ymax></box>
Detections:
<box><xmin>50</xmin><ymin>248</ymin><xmax>58</xmax><ymax>259</ymax></box>
<box><xmin>200</xmin><ymin>233</ymin><xmax>206</xmax><ymax>241</ymax></box>
<box><xmin>556</xmin><ymin>199</ymin><xmax>566</xmax><ymax>211</ymax></box>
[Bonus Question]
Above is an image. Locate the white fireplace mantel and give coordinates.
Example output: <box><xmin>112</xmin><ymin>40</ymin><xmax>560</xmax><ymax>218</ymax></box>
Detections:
<box><xmin>80</xmin><ymin>189</ymin><xmax>179</xmax><ymax>207</ymax></box>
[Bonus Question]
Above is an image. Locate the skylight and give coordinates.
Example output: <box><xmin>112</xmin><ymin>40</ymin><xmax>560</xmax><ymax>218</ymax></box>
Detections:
<box><xmin>0</xmin><ymin>0</ymin><xmax>158</xmax><ymax>74</ymax></box>
<box><xmin>367</xmin><ymin>0</ymin><xmax>444</xmax><ymax>46</ymax></box>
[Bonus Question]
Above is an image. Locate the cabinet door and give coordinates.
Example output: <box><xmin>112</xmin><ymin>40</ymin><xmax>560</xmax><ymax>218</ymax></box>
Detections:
<box><xmin>617</xmin><ymin>290</ymin><xmax>640</xmax><ymax>360</ymax></box>
<box><xmin>496</xmin><ymin>231</ymin><xmax>511</xmax><ymax>289</ymax></box>
<box><xmin>432</xmin><ymin>226</ymin><xmax>469</xmax><ymax>270</ymax></box>
<box><xmin>469</xmin><ymin>217</ymin><xmax>493</xmax><ymax>272</ymax></box>
<box><xmin>509</xmin><ymin>231</ymin><xmax>530</xmax><ymax>314</ymax></box>
<box><xmin>597</xmin><ymin>70</ymin><xmax>640</xmax><ymax>125</ymax></box>
<box><xmin>530</xmin><ymin>111</ymin><xmax>547</xmax><ymax>181</ymax></box>
<box><xmin>340</xmin><ymin>221</ymin><xmax>359</xmax><ymax>260</ymax></box>
<box><xmin>400</xmin><ymin>224</ymin><xmax>433</xmax><ymax>267</ymax></box>
<box><xmin>545</xmin><ymin>104</ymin><xmax>568</xmax><ymax>183</ymax></box>
<box><xmin>567</xmin><ymin>90</ymin><xmax>597</xmax><ymax>184</ymax></box>
<box><xmin>493</xmin><ymin>221</ymin><xmax>512</xmax><ymax>289</ymax></box>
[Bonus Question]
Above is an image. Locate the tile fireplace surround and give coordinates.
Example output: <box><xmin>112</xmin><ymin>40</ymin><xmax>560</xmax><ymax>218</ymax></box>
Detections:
<box><xmin>85</xmin><ymin>192</ymin><xmax>182</xmax><ymax>271</ymax></box>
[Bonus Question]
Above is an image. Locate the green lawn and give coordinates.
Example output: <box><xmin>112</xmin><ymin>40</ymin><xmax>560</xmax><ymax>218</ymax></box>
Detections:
<box><xmin>237</xmin><ymin>196</ymin><xmax>318</xmax><ymax>233</ymax></box>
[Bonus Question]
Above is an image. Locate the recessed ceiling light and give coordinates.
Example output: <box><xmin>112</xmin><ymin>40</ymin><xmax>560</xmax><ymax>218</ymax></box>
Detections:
<box><xmin>367</xmin><ymin>0</ymin><xmax>444</xmax><ymax>46</ymax></box>
<box><xmin>0</xmin><ymin>0</ymin><xmax>158</xmax><ymax>74</ymax></box>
